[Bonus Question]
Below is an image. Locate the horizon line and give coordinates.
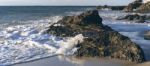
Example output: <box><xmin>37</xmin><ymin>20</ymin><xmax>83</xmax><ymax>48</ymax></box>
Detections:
<box><xmin>0</xmin><ymin>5</ymin><xmax>127</xmax><ymax>6</ymax></box>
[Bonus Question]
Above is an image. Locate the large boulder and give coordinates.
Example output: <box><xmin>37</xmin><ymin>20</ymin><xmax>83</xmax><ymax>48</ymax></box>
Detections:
<box><xmin>136</xmin><ymin>2</ymin><xmax>150</xmax><ymax>13</ymax></box>
<box><xmin>117</xmin><ymin>13</ymin><xmax>146</xmax><ymax>23</ymax></box>
<box><xmin>47</xmin><ymin>10</ymin><xmax>103</xmax><ymax>37</ymax></box>
<box><xmin>47</xmin><ymin>10</ymin><xmax>145</xmax><ymax>63</ymax></box>
<box><xmin>123</xmin><ymin>0</ymin><xmax>142</xmax><ymax>12</ymax></box>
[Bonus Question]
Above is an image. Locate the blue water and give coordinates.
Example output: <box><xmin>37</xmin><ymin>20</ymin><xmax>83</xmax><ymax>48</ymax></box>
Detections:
<box><xmin>0</xmin><ymin>6</ymin><xmax>149</xmax><ymax>65</ymax></box>
<box><xmin>0</xmin><ymin>6</ymin><xmax>96</xmax><ymax>65</ymax></box>
<box><xmin>0</xmin><ymin>6</ymin><xmax>95</xmax><ymax>23</ymax></box>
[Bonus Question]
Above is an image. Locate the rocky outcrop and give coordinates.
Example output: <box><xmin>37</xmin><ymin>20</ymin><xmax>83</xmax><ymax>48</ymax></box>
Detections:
<box><xmin>96</xmin><ymin>5</ymin><xmax>126</xmax><ymax>10</ymax></box>
<box><xmin>47</xmin><ymin>10</ymin><xmax>145</xmax><ymax>63</ymax></box>
<box><xmin>123</xmin><ymin>0</ymin><xmax>143</xmax><ymax>12</ymax></box>
<box><xmin>144</xmin><ymin>31</ymin><xmax>150</xmax><ymax>40</ymax></box>
<box><xmin>136</xmin><ymin>2</ymin><xmax>150</xmax><ymax>13</ymax></box>
<box><xmin>96</xmin><ymin>5</ymin><xmax>110</xmax><ymax>10</ymax></box>
<box><xmin>117</xmin><ymin>14</ymin><xmax>146</xmax><ymax>23</ymax></box>
<box><xmin>124</xmin><ymin>0</ymin><xmax>150</xmax><ymax>13</ymax></box>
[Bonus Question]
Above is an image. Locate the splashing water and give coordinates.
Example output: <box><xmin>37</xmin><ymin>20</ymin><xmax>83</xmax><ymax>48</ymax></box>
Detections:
<box><xmin>0</xmin><ymin>16</ymin><xmax>84</xmax><ymax>65</ymax></box>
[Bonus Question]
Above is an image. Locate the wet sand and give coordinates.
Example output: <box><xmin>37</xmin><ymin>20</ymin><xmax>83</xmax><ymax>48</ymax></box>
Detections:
<box><xmin>133</xmin><ymin>62</ymin><xmax>150</xmax><ymax>66</ymax></box>
<box><xmin>13</xmin><ymin>56</ymin><xmax>134</xmax><ymax>66</ymax></box>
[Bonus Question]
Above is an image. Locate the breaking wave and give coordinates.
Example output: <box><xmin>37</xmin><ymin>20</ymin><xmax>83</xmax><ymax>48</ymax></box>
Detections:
<box><xmin>0</xmin><ymin>16</ymin><xmax>84</xmax><ymax>65</ymax></box>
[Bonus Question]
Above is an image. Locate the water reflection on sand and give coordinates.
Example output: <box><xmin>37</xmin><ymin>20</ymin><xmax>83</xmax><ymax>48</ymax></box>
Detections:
<box><xmin>14</xmin><ymin>55</ymin><xmax>133</xmax><ymax>66</ymax></box>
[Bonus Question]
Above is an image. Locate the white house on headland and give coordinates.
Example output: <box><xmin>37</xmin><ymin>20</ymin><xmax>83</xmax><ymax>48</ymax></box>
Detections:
<box><xmin>143</xmin><ymin>0</ymin><xmax>150</xmax><ymax>3</ymax></box>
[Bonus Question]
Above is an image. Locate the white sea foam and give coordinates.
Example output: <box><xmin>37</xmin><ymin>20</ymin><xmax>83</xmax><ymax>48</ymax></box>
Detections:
<box><xmin>0</xmin><ymin>10</ymin><xmax>150</xmax><ymax>65</ymax></box>
<box><xmin>56</xmin><ymin>34</ymin><xmax>84</xmax><ymax>55</ymax></box>
<box><xmin>0</xmin><ymin>16</ymin><xmax>83</xmax><ymax>65</ymax></box>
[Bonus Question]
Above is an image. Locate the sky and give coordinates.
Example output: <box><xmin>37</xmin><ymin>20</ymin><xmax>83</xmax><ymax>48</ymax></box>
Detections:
<box><xmin>0</xmin><ymin>0</ymin><xmax>135</xmax><ymax>6</ymax></box>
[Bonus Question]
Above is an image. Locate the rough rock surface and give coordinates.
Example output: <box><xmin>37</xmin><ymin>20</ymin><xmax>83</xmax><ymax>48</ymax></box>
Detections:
<box><xmin>47</xmin><ymin>10</ymin><xmax>145</xmax><ymax>63</ymax></box>
<box><xmin>136</xmin><ymin>2</ymin><xmax>150</xmax><ymax>13</ymax></box>
<box><xmin>123</xmin><ymin>0</ymin><xmax>142</xmax><ymax>12</ymax></box>
<box><xmin>117</xmin><ymin>14</ymin><xmax>146</xmax><ymax>23</ymax></box>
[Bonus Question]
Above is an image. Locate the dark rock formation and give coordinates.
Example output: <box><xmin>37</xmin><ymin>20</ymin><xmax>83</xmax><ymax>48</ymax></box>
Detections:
<box><xmin>144</xmin><ymin>31</ymin><xmax>150</xmax><ymax>40</ymax></box>
<box><xmin>136</xmin><ymin>0</ymin><xmax>143</xmax><ymax>2</ymax></box>
<box><xmin>123</xmin><ymin>0</ymin><xmax>143</xmax><ymax>12</ymax></box>
<box><xmin>96</xmin><ymin>6</ymin><xmax>103</xmax><ymax>10</ymax></box>
<box><xmin>110</xmin><ymin>6</ymin><xmax>126</xmax><ymax>10</ymax></box>
<box><xmin>136</xmin><ymin>2</ymin><xmax>150</xmax><ymax>13</ymax></box>
<box><xmin>96</xmin><ymin>5</ymin><xmax>110</xmax><ymax>10</ymax></box>
<box><xmin>47</xmin><ymin>10</ymin><xmax>103</xmax><ymax>37</ymax></box>
<box><xmin>96</xmin><ymin>5</ymin><xmax>126</xmax><ymax>10</ymax></box>
<box><xmin>47</xmin><ymin>10</ymin><xmax>145</xmax><ymax>63</ymax></box>
<box><xmin>124</xmin><ymin>0</ymin><xmax>150</xmax><ymax>13</ymax></box>
<box><xmin>117</xmin><ymin>14</ymin><xmax>146</xmax><ymax>23</ymax></box>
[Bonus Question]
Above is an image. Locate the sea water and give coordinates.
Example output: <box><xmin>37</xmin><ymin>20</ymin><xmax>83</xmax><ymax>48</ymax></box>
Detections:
<box><xmin>0</xmin><ymin>6</ymin><xmax>149</xmax><ymax>66</ymax></box>
<box><xmin>0</xmin><ymin>6</ymin><xmax>94</xmax><ymax>65</ymax></box>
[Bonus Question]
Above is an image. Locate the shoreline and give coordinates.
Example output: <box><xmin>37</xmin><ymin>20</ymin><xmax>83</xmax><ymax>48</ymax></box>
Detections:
<box><xmin>0</xmin><ymin>7</ymin><xmax>149</xmax><ymax>66</ymax></box>
<box><xmin>13</xmin><ymin>56</ymin><xmax>134</xmax><ymax>66</ymax></box>
<box><xmin>10</xmin><ymin>55</ymin><xmax>59</xmax><ymax>66</ymax></box>
<box><xmin>12</xmin><ymin>56</ymin><xmax>150</xmax><ymax>66</ymax></box>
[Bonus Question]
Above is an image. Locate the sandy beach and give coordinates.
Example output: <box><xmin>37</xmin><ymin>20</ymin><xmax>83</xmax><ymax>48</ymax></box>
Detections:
<box><xmin>13</xmin><ymin>56</ymin><xmax>134</xmax><ymax>66</ymax></box>
<box><xmin>133</xmin><ymin>62</ymin><xmax>150</xmax><ymax>66</ymax></box>
<box><xmin>13</xmin><ymin>56</ymin><xmax>150</xmax><ymax>66</ymax></box>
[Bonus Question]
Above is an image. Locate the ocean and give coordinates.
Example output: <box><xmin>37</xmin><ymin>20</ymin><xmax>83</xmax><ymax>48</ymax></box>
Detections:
<box><xmin>0</xmin><ymin>6</ymin><xmax>95</xmax><ymax>65</ymax></box>
<box><xmin>0</xmin><ymin>6</ymin><xmax>149</xmax><ymax>66</ymax></box>
<box><xmin>0</xmin><ymin>6</ymin><xmax>95</xmax><ymax>24</ymax></box>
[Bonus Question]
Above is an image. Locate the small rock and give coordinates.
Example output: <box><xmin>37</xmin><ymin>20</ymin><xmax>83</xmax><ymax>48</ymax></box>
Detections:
<box><xmin>117</xmin><ymin>13</ymin><xmax>146</xmax><ymax>23</ymax></box>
